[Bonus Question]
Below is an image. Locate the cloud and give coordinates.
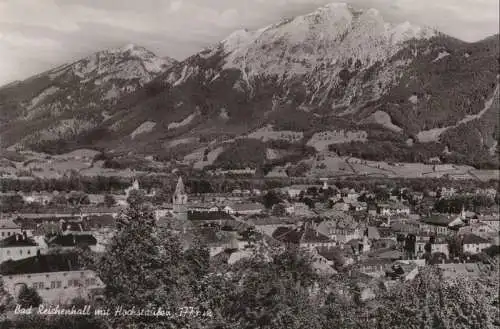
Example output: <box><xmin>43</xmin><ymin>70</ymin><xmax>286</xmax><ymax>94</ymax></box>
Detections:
<box><xmin>0</xmin><ymin>32</ymin><xmax>61</xmax><ymax>49</ymax></box>
<box><xmin>170</xmin><ymin>0</ymin><xmax>184</xmax><ymax>12</ymax></box>
<box><xmin>0</xmin><ymin>0</ymin><xmax>498</xmax><ymax>85</ymax></box>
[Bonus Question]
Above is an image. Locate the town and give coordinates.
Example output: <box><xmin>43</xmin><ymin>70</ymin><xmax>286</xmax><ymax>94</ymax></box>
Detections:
<box><xmin>0</xmin><ymin>171</ymin><xmax>498</xmax><ymax>315</ymax></box>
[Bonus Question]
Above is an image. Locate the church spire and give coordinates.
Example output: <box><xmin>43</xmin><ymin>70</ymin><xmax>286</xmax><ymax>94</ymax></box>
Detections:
<box><xmin>175</xmin><ymin>176</ymin><xmax>185</xmax><ymax>195</ymax></box>
<box><xmin>460</xmin><ymin>204</ymin><xmax>466</xmax><ymax>219</ymax></box>
<box><xmin>173</xmin><ymin>176</ymin><xmax>188</xmax><ymax>221</ymax></box>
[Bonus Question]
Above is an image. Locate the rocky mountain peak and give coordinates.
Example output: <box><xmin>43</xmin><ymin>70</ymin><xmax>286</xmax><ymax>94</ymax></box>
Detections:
<box><xmin>217</xmin><ymin>2</ymin><xmax>436</xmax><ymax>82</ymax></box>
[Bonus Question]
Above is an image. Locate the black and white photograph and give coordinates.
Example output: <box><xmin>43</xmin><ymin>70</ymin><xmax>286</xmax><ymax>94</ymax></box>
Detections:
<box><xmin>0</xmin><ymin>0</ymin><xmax>499</xmax><ymax>328</ymax></box>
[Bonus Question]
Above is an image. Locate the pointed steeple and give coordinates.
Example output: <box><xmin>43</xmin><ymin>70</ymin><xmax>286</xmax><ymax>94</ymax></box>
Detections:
<box><xmin>175</xmin><ymin>176</ymin><xmax>185</xmax><ymax>196</ymax></box>
<box><xmin>173</xmin><ymin>176</ymin><xmax>188</xmax><ymax>220</ymax></box>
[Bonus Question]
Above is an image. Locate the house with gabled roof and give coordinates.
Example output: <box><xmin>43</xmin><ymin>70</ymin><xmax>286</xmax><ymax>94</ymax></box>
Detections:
<box><xmin>0</xmin><ymin>233</ymin><xmax>40</xmax><ymax>262</ymax></box>
<box><xmin>316</xmin><ymin>216</ymin><xmax>363</xmax><ymax>244</ymax></box>
<box><xmin>46</xmin><ymin>234</ymin><xmax>98</xmax><ymax>252</ymax></box>
<box><xmin>419</xmin><ymin>214</ymin><xmax>464</xmax><ymax>235</ymax></box>
<box><xmin>272</xmin><ymin>223</ymin><xmax>336</xmax><ymax>250</ymax></box>
<box><xmin>0</xmin><ymin>252</ymin><xmax>104</xmax><ymax>304</ymax></box>
<box><xmin>356</xmin><ymin>257</ymin><xmax>394</xmax><ymax>278</ymax></box>
<box><xmin>461</xmin><ymin>234</ymin><xmax>492</xmax><ymax>255</ymax></box>
<box><xmin>378</xmin><ymin>202</ymin><xmax>410</xmax><ymax>217</ymax></box>
<box><xmin>223</xmin><ymin>202</ymin><xmax>265</xmax><ymax>216</ymax></box>
<box><xmin>0</xmin><ymin>219</ymin><xmax>22</xmax><ymax>239</ymax></box>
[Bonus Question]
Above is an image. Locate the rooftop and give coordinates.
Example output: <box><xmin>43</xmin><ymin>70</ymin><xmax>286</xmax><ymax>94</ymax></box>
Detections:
<box><xmin>0</xmin><ymin>234</ymin><xmax>38</xmax><ymax>247</ymax></box>
<box><xmin>0</xmin><ymin>219</ymin><xmax>20</xmax><ymax>229</ymax></box>
<box><xmin>272</xmin><ymin>224</ymin><xmax>334</xmax><ymax>245</ymax></box>
<box><xmin>0</xmin><ymin>252</ymin><xmax>82</xmax><ymax>275</ymax></box>
<box><xmin>47</xmin><ymin>234</ymin><xmax>97</xmax><ymax>247</ymax></box>
<box><xmin>462</xmin><ymin>234</ymin><xmax>491</xmax><ymax>245</ymax></box>
<box><xmin>187</xmin><ymin>211</ymin><xmax>234</xmax><ymax>221</ymax></box>
<box><xmin>421</xmin><ymin>214</ymin><xmax>457</xmax><ymax>226</ymax></box>
<box><xmin>226</xmin><ymin>202</ymin><xmax>265</xmax><ymax>212</ymax></box>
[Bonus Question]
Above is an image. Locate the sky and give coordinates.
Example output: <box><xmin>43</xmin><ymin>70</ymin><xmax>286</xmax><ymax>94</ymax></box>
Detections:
<box><xmin>0</xmin><ymin>0</ymin><xmax>498</xmax><ymax>85</ymax></box>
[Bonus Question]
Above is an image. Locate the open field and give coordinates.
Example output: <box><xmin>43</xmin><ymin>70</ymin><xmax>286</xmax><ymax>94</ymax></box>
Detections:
<box><xmin>1</xmin><ymin>148</ymin><xmax>498</xmax><ymax>181</ymax></box>
<box><xmin>306</xmin><ymin>130</ymin><xmax>367</xmax><ymax>152</ymax></box>
<box><xmin>246</xmin><ymin>125</ymin><xmax>303</xmax><ymax>142</ymax></box>
<box><xmin>303</xmin><ymin>153</ymin><xmax>497</xmax><ymax>180</ymax></box>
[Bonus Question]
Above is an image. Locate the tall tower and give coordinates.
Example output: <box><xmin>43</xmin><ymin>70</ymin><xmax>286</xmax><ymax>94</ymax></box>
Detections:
<box><xmin>125</xmin><ymin>178</ymin><xmax>140</xmax><ymax>198</ymax></box>
<box><xmin>172</xmin><ymin>176</ymin><xmax>188</xmax><ymax>220</ymax></box>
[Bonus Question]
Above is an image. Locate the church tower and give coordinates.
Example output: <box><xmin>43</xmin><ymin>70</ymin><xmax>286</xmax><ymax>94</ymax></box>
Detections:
<box><xmin>125</xmin><ymin>178</ymin><xmax>140</xmax><ymax>198</ymax></box>
<box><xmin>172</xmin><ymin>176</ymin><xmax>188</xmax><ymax>220</ymax></box>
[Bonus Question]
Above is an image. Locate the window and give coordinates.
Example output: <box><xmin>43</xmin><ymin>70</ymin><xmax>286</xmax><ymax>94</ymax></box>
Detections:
<box><xmin>27</xmin><ymin>250</ymin><xmax>31</xmax><ymax>255</ymax></box>
<box><xmin>68</xmin><ymin>279</ymin><xmax>80</xmax><ymax>287</ymax></box>
<box><xmin>1</xmin><ymin>232</ymin><xmax>4</xmax><ymax>237</ymax></box>
<box><xmin>6</xmin><ymin>250</ymin><xmax>10</xmax><ymax>255</ymax></box>
<box><xmin>19</xmin><ymin>250</ymin><xmax>23</xmax><ymax>255</ymax></box>
<box><xmin>33</xmin><ymin>282</ymin><xmax>44</xmax><ymax>289</ymax></box>
<box><xmin>50</xmin><ymin>281</ymin><xmax>62</xmax><ymax>289</ymax></box>
<box><xmin>7</xmin><ymin>232</ymin><xmax>11</xmax><ymax>236</ymax></box>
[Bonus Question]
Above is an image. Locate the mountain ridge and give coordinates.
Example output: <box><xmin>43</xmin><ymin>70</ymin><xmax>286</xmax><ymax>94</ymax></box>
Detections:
<box><xmin>1</xmin><ymin>3</ymin><xmax>498</xmax><ymax>172</ymax></box>
<box><xmin>0</xmin><ymin>44</ymin><xmax>176</xmax><ymax>149</ymax></box>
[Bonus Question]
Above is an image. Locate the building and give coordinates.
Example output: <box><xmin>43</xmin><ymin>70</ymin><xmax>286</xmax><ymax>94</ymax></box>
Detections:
<box><xmin>316</xmin><ymin>215</ymin><xmax>363</xmax><ymax>244</ymax></box>
<box><xmin>223</xmin><ymin>202</ymin><xmax>264</xmax><ymax>216</ymax></box>
<box><xmin>440</xmin><ymin>187</ymin><xmax>457</xmax><ymax>199</ymax></box>
<box><xmin>356</xmin><ymin>258</ymin><xmax>394</xmax><ymax>278</ymax></box>
<box><xmin>46</xmin><ymin>234</ymin><xmax>98</xmax><ymax>252</ymax></box>
<box><xmin>0</xmin><ymin>252</ymin><xmax>104</xmax><ymax>304</ymax></box>
<box><xmin>438</xmin><ymin>263</ymin><xmax>485</xmax><ymax>279</ymax></box>
<box><xmin>0</xmin><ymin>219</ymin><xmax>23</xmax><ymax>239</ymax></box>
<box><xmin>189</xmin><ymin>203</ymin><xmax>220</xmax><ymax>213</ymax></box>
<box><xmin>0</xmin><ymin>233</ymin><xmax>40</xmax><ymax>262</ymax></box>
<box><xmin>285</xmin><ymin>202</ymin><xmax>314</xmax><ymax>217</ymax></box>
<box><xmin>378</xmin><ymin>202</ymin><xmax>411</xmax><ymax>217</ymax></box>
<box><xmin>462</xmin><ymin>234</ymin><xmax>492</xmax><ymax>255</ymax></box>
<box><xmin>21</xmin><ymin>192</ymin><xmax>53</xmax><ymax>205</ymax></box>
<box><xmin>87</xmin><ymin>194</ymin><xmax>105</xmax><ymax>205</ymax></box>
<box><xmin>125</xmin><ymin>179</ymin><xmax>140</xmax><ymax>198</ymax></box>
<box><xmin>282</xmin><ymin>185</ymin><xmax>310</xmax><ymax>198</ymax></box>
<box><xmin>172</xmin><ymin>176</ymin><xmax>188</xmax><ymax>221</ymax></box>
<box><xmin>272</xmin><ymin>223</ymin><xmax>336</xmax><ymax>250</ymax></box>
<box><xmin>431</xmin><ymin>237</ymin><xmax>450</xmax><ymax>258</ymax></box>
<box><xmin>243</xmin><ymin>215</ymin><xmax>294</xmax><ymax>236</ymax></box>
<box><xmin>478</xmin><ymin>213</ymin><xmax>500</xmax><ymax>231</ymax></box>
<box><xmin>458</xmin><ymin>223</ymin><xmax>497</xmax><ymax>237</ymax></box>
<box><xmin>419</xmin><ymin>214</ymin><xmax>464</xmax><ymax>235</ymax></box>
<box><xmin>341</xmin><ymin>188</ymin><xmax>359</xmax><ymax>202</ymax></box>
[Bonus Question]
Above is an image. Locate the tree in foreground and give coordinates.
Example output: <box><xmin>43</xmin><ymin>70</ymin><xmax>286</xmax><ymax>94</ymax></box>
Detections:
<box><xmin>87</xmin><ymin>200</ymin><xmax>212</xmax><ymax>329</ymax></box>
<box><xmin>17</xmin><ymin>286</ymin><xmax>42</xmax><ymax>308</ymax></box>
<box><xmin>372</xmin><ymin>266</ymin><xmax>499</xmax><ymax>329</ymax></box>
<box><xmin>213</xmin><ymin>249</ymin><xmax>326</xmax><ymax>329</ymax></box>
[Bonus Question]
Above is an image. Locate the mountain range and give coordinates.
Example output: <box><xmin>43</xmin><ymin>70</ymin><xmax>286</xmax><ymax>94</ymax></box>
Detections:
<box><xmin>1</xmin><ymin>3</ymin><xmax>499</xmax><ymax>171</ymax></box>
